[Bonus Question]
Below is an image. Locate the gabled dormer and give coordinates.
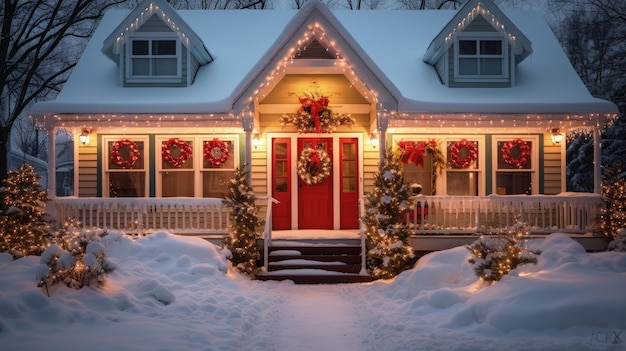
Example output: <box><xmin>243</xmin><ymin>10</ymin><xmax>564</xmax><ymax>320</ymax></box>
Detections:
<box><xmin>423</xmin><ymin>0</ymin><xmax>532</xmax><ymax>88</ymax></box>
<box><xmin>101</xmin><ymin>0</ymin><xmax>213</xmax><ymax>87</ymax></box>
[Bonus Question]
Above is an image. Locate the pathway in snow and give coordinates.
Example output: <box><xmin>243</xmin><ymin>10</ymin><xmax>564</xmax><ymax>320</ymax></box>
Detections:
<box><xmin>272</xmin><ymin>285</ymin><xmax>363</xmax><ymax>351</ymax></box>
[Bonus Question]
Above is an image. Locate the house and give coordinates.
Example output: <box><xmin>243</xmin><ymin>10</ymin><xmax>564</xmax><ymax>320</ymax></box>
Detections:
<box><xmin>30</xmin><ymin>0</ymin><xmax>617</xmax><ymax>244</ymax></box>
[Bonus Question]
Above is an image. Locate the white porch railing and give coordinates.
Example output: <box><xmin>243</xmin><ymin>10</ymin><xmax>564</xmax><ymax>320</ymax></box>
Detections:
<box><xmin>51</xmin><ymin>197</ymin><xmax>230</xmax><ymax>235</ymax></box>
<box><xmin>405</xmin><ymin>194</ymin><xmax>604</xmax><ymax>235</ymax></box>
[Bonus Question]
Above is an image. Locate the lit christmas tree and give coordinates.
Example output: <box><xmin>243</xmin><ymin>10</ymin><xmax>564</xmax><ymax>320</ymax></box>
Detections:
<box><xmin>600</xmin><ymin>165</ymin><xmax>626</xmax><ymax>241</ymax></box>
<box><xmin>223</xmin><ymin>165</ymin><xmax>263</xmax><ymax>276</ymax></box>
<box><xmin>0</xmin><ymin>164</ymin><xmax>50</xmax><ymax>259</ymax></box>
<box><xmin>362</xmin><ymin>148</ymin><xmax>416</xmax><ymax>280</ymax></box>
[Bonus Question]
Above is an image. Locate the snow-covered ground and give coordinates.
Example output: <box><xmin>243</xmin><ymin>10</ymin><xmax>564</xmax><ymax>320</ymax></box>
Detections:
<box><xmin>1</xmin><ymin>231</ymin><xmax>625</xmax><ymax>351</ymax></box>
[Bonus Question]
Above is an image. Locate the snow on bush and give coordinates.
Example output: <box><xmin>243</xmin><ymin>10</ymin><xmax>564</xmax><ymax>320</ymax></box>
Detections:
<box><xmin>608</xmin><ymin>228</ymin><xmax>626</xmax><ymax>252</ymax></box>
<box><xmin>466</xmin><ymin>222</ymin><xmax>539</xmax><ymax>284</ymax></box>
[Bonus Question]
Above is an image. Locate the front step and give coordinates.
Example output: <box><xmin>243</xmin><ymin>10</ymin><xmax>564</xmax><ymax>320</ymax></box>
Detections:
<box><xmin>257</xmin><ymin>243</ymin><xmax>371</xmax><ymax>284</ymax></box>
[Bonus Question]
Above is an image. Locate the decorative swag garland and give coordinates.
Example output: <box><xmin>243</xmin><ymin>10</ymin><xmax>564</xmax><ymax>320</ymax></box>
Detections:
<box><xmin>162</xmin><ymin>138</ymin><xmax>192</xmax><ymax>168</ymax></box>
<box><xmin>203</xmin><ymin>138</ymin><xmax>230</xmax><ymax>167</ymax></box>
<box><xmin>280</xmin><ymin>91</ymin><xmax>355</xmax><ymax>134</ymax></box>
<box><xmin>297</xmin><ymin>146</ymin><xmax>331</xmax><ymax>185</ymax></box>
<box><xmin>450</xmin><ymin>138</ymin><xmax>478</xmax><ymax>169</ymax></box>
<box><xmin>110</xmin><ymin>139</ymin><xmax>140</xmax><ymax>169</ymax></box>
<box><xmin>501</xmin><ymin>138</ymin><xmax>530</xmax><ymax>169</ymax></box>
<box><xmin>397</xmin><ymin>140</ymin><xmax>445</xmax><ymax>195</ymax></box>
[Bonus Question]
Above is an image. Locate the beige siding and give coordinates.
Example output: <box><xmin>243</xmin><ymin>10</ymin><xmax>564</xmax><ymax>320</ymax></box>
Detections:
<box><xmin>78</xmin><ymin>136</ymin><xmax>98</xmax><ymax>197</ymax></box>
<box><xmin>543</xmin><ymin>133</ymin><xmax>563</xmax><ymax>195</ymax></box>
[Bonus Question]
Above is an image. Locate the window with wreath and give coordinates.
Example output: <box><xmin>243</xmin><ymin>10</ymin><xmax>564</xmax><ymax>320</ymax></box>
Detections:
<box><xmin>455</xmin><ymin>36</ymin><xmax>507</xmax><ymax>81</ymax></box>
<box><xmin>157</xmin><ymin>136</ymin><xmax>237</xmax><ymax>198</ymax></box>
<box><xmin>106</xmin><ymin>138</ymin><xmax>147</xmax><ymax>197</ymax></box>
<box><xmin>127</xmin><ymin>36</ymin><xmax>181</xmax><ymax>80</ymax></box>
<box><xmin>494</xmin><ymin>137</ymin><xmax>536</xmax><ymax>195</ymax></box>
<box><xmin>446</xmin><ymin>138</ymin><xmax>480</xmax><ymax>196</ymax></box>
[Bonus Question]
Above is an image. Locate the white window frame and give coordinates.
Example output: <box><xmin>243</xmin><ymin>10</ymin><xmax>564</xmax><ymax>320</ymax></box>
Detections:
<box><xmin>126</xmin><ymin>33</ymin><xmax>182</xmax><ymax>83</ymax></box>
<box><xmin>492</xmin><ymin>135</ymin><xmax>539</xmax><ymax>195</ymax></box>
<box><xmin>155</xmin><ymin>135</ymin><xmax>239</xmax><ymax>197</ymax></box>
<box><xmin>454</xmin><ymin>33</ymin><xmax>509</xmax><ymax>83</ymax></box>
<box><xmin>103</xmin><ymin>136</ymin><xmax>150</xmax><ymax>198</ymax></box>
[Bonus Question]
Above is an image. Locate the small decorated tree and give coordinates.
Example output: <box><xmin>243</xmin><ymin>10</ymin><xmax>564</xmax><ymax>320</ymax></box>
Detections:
<box><xmin>362</xmin><ymin>148</ymin><xmax>416</xmax><ymax>279</ymax></box>
<box><xmin>223</xmin><ymin>165</ymin><xmax>263</xmax><ymax>276</ymax></box>
<box><xmin>599</xmin><ymin>165</ymin><xmax>626</xmax><ymax>241</ymax></box>
<box><xmin>0</xmin><ymin>164</ymin><xmax>50</xmax><ymax>259</ymax></box>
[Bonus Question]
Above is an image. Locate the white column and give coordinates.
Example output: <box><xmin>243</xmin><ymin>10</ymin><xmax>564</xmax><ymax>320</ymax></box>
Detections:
<box><xmin>593</xmin><ymin>126</ymin><xmax>602</xmax><ymax>194</ymax></box>
<box><xmin>47</xmin><ymin>127</ymin><xmax>56</xmax><ymax>198</ymax></box>
<box><xmin>377</xmin><ymin>112</ymin><xmax>390</xmax><ymax>160</ymax></box>
<box><xmin>242</xmin><ymin>114</ymin><xmax>254</xmax><ymax>181</ymax></box>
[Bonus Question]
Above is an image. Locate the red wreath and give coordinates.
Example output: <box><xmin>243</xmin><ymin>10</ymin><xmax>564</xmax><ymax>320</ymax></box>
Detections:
<box><xmin>110</xmin><ymin>139</ymin><xmax>140</xmax><ymax>169</ymax></box>
<box><xmin>203</xmin><ymin>139</ymin><xmax>229</xmax><ymax>167</ymax></box>
<box><xmin>501</xmin><ymin>138</ymin><xmax>530</xmax><ymax>168</ymax></box>
<box><xmin>450</xmin><ymin>139</ymin><xmax>477</xmax><ymax>169</ymax></box>
<box><xmin>162</xmin><ymin>138</ymin><xmax>192</xmax><ymax>168</ymax></box>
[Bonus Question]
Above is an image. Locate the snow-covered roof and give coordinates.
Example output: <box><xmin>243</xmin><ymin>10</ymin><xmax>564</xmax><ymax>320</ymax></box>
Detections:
<box><xmin>30</xmin><ymin>0</ymin><xmax>618</xmax><ymax>124</ymax></box>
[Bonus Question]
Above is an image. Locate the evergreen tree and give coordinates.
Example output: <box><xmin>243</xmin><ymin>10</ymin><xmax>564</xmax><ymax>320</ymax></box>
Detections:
<box><xmin>223</xmin><ymin>165</ymin><xmax>263</xmax><ymax>276</ymax></box>
<box><xmin>0</xmin><ymin>164</ymin><xmax>50</xmax><ymax>259</ymax></box>
<box><xmin>362</xmin><ymin>148</ymin><xmax>415</xmax><ymax>280</ymax></box>
<box><xmin>599</xmin><ymin>165</ymin><xmax>626</xmax><ymax>240</ymax></box>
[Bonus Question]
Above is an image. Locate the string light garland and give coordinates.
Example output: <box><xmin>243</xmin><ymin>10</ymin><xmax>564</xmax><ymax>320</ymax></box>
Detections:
<box><xmin>162</xmin><ymin>138</ymin><xmax>192</xmax><ymax>168</ymax></box>
<box><xmin>280</xmin><ymin>88</ymin><xmax>355</xmax><ymax>133</ymax></box>
<box><xmin>297</xmin><ymin>146</ymin><xmax>331</xmax><ymax>185</ymax></box>
<box><xmin>501</xmin><ymin>138</ymin><xmax>530</xmax><ymax>169</ymax></box>
<box><xmin>203</xmin><ymin>138</ymin><xmax>229</xmax><ymax>167</ymax></box>
<box><xmin>450</xmin><ymin>138</ymin><xmax>477</xmax><ymax>169</ymax></box>
<box><xmin>110</xmin><ymin>139</ymin><xmax>140</xmax><ymax>169</ymax></box>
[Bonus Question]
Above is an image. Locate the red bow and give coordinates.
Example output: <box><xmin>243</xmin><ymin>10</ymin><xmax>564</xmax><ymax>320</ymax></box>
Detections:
<box><xmin>299</xmin><ymin>96</ymin><xmax>329</xmax><ymax>133</ymax></box>
<box><xmin>310</xmin><ymin>151</ymin><xmax>321</xmax><ymax>175</ymax></box>
<box><xmin>399</xmin><ymin>141</ymin><xmax>426</xmax><ymax>168</ymax></box>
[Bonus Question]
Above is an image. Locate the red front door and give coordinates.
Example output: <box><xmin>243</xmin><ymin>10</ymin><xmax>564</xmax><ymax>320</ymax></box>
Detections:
<box><xmin>297</xmin><ymin>138</ymin><xmax>333</xmax><ymax>229</ymax></box>
<box><xmin>271</xmin><ymin>138</ymin><xmax>291</xmax><ymax>230</ymax></box>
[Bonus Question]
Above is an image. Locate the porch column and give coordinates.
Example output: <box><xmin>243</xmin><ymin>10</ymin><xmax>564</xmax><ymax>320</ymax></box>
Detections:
<box><xmin>593</xmin><ymin>126</ymin><xmax>602</xmax><ymax>194</ymax></box>
<box><xmin>242</xmin><ymin>114</ymin><xmax>254</xmax><ymax>182</ymax></box>
<box><xmin>47</xmin><ymin>126</ymin><xmax>56</xmax><ymax>198</ymax></box>
<box><xmin>377</xmin><ymin>111</ymin><xmax>389</xmax><ymax>160</ymax></box>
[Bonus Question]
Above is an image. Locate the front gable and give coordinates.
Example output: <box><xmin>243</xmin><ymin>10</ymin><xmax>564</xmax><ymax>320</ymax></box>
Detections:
<box><xmin>423</xmin><ymin>0</ymin><xmax>532</xmax><ymax>87</ymax></box>
<box><xmin>101</xmin><ymin>0</ymin><xmax>213</xmax><ymax>87</ymax></box>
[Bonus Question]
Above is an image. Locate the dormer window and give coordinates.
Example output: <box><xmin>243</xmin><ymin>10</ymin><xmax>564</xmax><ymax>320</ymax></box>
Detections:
<box><xmin>126</xmin><ymin>34</ymin><xmax>181</xmax><ymax>82</ymax></box>
<box><xmin>454</xmin><ymin>35</ymin><xmax>508</xmax><ymax>82</ymax></box>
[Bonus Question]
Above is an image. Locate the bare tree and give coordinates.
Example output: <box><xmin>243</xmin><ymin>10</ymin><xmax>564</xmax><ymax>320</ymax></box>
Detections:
<box><xmin>167</xmin><ymin>0</ymin><xmax>269</xmax><ymax>9</ymax></box>
<box><xmin>0</xmin><ymin>0</ymin><xmax>129</xmax><ymax>192</ymax></box>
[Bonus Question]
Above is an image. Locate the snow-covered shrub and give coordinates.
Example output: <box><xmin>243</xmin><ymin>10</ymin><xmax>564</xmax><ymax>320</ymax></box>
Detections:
<box><xmin>608</xmin><ymin>228</ymin><xmax>626</xmax><ymax>252</ymax></box>
<box><xmin>38</xmin><ymin>219</ymin><xmax>115</xmax><ymax>295</ymax></box>
<box><xmin>466</xmin><ymin>222</ymin><xmax>539</xmax><ymax>284</ymax></box>
<box><xmin>599</xmin><ymin>166</ymin><xmax>626</xmax><ymax>241</ymax></box>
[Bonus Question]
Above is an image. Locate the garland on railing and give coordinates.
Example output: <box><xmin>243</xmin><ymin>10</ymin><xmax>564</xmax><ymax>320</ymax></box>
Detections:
<box><xmin>450</xmin><ymin>138</ymin><xmax>477</xmax><ymax>169</ymax></box>
<box><xmin>501</xmin><ymin>138</ymin><xmax>530</xmax><ymax>169</ymax></box>
<box><xmin>162</xmin><ymin>138</ymin><xmax>192</xmax><ymax>168</ymax></box>
<box><xmin>397</xmin><ymin>139</ymin><xmax>445</xmax><ymax>195</ymax></box>
<box><xmin>110</xmin><ymin>139</ymin><xmax>140</xmax><ymax>169</ymax></box>
<box><xmin>203</xmin><ymin>139</ymin><xmax>229</xmax><ymax>167</ymax></box>
<box><xmin>297</xmin><ymin>146</ymin><xmax>331</xmax><ymax>185</ymax></box>
<box><xmin>280</xmin><ymin>90</ymin><xmax>355</xmax><ymax>133</ymax></box>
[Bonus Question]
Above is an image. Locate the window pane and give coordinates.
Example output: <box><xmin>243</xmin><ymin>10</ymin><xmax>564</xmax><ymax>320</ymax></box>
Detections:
<box><xmin>480</xmin><ymin>40</ymin><xmax>502</xmax><ymax>55</ymax></box>
<box><xmin>275</xmin><ymin>178</ymin><xmax>288</xmax><ymax>193</ymax></box>
<box><xmin>162</xmin><ymin>140</ymin><xmax>193</xmax><ymax>169</ymax></box>
<box><xmin>481</xmin><ymin>58</ymin><xmax>503</xmax><ymax>75</ymax></box>
<box><xmin>152</xmin><ymin>58</ymin><xmax>177</xmax><ymax>76</ymax></box>
<box><xmin>152</xmin><ymin>40</ymin><xmax>176</xmax><ymax>55</ymax></box>
<box><xmin>109</xmin><ymin>141</ymin><xmax>145</xmax><ymax>170</ymax></box>
<box><xmin>403</xmin><ymin>158</ymin><xmax>433</xmax><ymax>195</ymax></box>
<box><xmin>132</xmin><ymin>40</ymin><xmax>149</xmax><ymax>55</ymax></box>
<box><xmin>343</xmin><ymin>178</ymin><xmax>356</xmax><ymax>193</ymax></box>
<box><xmin>132</xmin><ymin>58</ymin><xmax>150</xmax><ymax>76</ymax></box>
<box><xmin>447</xmin><ymin>140</ymin><xmax>479</xmax><ymax>170</ymax></box>
<box><xmin>446</xmin><ymin>172</ymin><xmax>479</xmax><ymax>196</ymax></box>
<box><xmin>203</xmin><ymin>140</ymin><xmax>234</xmax><ymax>169</ymax></box>
<box><xmin>459</xmin><ymin>40</ymin><xmax>477</xmax><ymax>55</ymax></box>
<box><xmin>203</xmin><ymin>171</ymin><xmax>234</xmax><ymax>198</ymax></box>
<box><xmin>275</xmin><ymin>160</ymin><xmax>287</xmax><ymax>177</ymax></box>
<box><xmin>459</xmin><ymin>58</ymin><xmax>478</xmax><ymax>75</ymax></box>
<box><xmin>496</xmin><ymin>172</ymin><xmax>532</xmax><ymax>195</ymax></box>
<box><xmin>109</xmin><ymin>172</ymin><xmax>145</xmax><ymax>197</ymax></box>
<box><xmin>275</xmin><ymin>142</ymin><xmax>287</xmax><ymax>159</ymax></box>
<box><xmin>497</xmin><ymin>141</ymin><xmax>532</xmax><ymax>169</ymax></box>
<box><xmin>161</xmin><ymin>171</ymin><xmax>194</xmax><ymax>197</ymax></box>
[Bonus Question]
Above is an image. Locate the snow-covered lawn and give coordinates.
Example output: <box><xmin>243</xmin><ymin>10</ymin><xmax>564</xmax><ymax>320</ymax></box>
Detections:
<box><xmin>1</xmin><ymin>231</ymin><xmax>625</xmax><ymax>351</ymax></box>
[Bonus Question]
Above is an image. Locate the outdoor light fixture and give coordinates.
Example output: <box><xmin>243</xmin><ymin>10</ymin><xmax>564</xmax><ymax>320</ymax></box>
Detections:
<box><xmin>551</xmin><ymin>128</ymin><xmax>562</xmax><ymax>145</ymax></box>
<box><xmin>79</xmin><ymin>129</ymin><xmax>91</xmax><ymax>145</ymax></box>
<box><xmin>252</xmin><ymin>133</ymin><xmax>260</xmax><ymax>149</ymax></box>
<box><xmin>370</xmin><ymin>133</ymin><xmax>379</xmax><ymax>148</ymax></box>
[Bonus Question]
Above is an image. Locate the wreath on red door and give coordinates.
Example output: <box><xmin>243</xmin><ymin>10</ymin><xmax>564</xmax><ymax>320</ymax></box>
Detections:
<box><xmin>297</xmin><ymin>146</ymin><xmax>331</xmax><ymax>185</ymax></box>
<box><xmin>203</xmin><ymin>138</ymin><xmax>229</xmax><ymax>167</ymax></box>
<box><xmin>162</xmin><ymin>138</ymin><xmax>192</xmax><ymax>168</ymax></box>
<box><xmin>110</xmin><ymin>139</ymin><xmax>140</xmax><ymax>169</ymax></box>
<box><xmin>501</xmin><ymin>138</ymin><xmax>530</xmax><ymax>169</ymax></box>
<box><xmin>450</xmin><ymin>139</ymin><xmax>478</xmax><ymax>169</ymax></box>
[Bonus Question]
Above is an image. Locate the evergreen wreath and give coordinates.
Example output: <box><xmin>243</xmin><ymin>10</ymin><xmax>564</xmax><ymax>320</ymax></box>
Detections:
<box><xmin>397</xmin><ymin>139</ymin><xmax>445</xmax><ymax>195</ymax></box>
<box><xmin>110</xmin><ymin>139</ymin><xmax>140</xmax><ymax>169</ymax></box>
<box><xmin>501</xmin><ymin>138</ymin><xmax>530</xmax><ymax>169</ymax></box>
<box><xmin>280</xmin><ymin>89</ymin><xmax>355</xmax><ymax>133</ymax></box>
<box><xmin>203</xmin><ymin>139</ymin><xmax>230</xmax><ymax>167</ymax></box>
<box><xmin>450</xmin><ymin>138</ymin><xmax>478</xmax><ymax>168</ymax></box>
<box><xmin>297</xmin><ymin>146</ymin><xmax>331</xmax><ymax>185</ymax></box>
<box><xmin>162</xmin><ymin>138</ymin><xmax>192</xmax><ymax>168</ymax></box>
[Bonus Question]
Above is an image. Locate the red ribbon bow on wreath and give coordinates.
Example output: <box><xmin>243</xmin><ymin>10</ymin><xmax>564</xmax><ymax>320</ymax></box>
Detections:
<box><xmin>309</xmin><ymin>150</ymin><xmax>321</xmax><ymax>175</ymax></box>
<box><xmin>399</xmin><ymin>141</ymin><xmax>427</xmax><ymax>168</ymax></box>
<box><xmin>299</xmin><ymin>96</ymin><xmax>329</xmax><ymax>134</ymax></box>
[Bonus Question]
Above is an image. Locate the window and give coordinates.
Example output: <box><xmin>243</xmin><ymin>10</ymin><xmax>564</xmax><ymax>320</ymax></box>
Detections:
<box><xmin>493</xmin><ymin>136</ymin><xmax>538</xmax><ymax>195</ymax></box>
<box><xmin>455</xmin><ymin>36</ymin><xmax>507</xmax><ymax>81</ymax></box>
<box><xmin>445</xmin><ymin>138</ymin><xmax>482</xmax><ymax>196</ymax></box>
<box><xmin>157</xmin><ymin>135</ymin><xmax>238</xmax><ymax>198</ymax></box>
<box><xmin>127</xmin><ymin>35</ymin><xmax>181</xmax><ymax>81</ymax></box>
<box><xmin>105</xmin><ymin>137</ymin><xmax>148</xmax><ymax>197</ymax></box>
